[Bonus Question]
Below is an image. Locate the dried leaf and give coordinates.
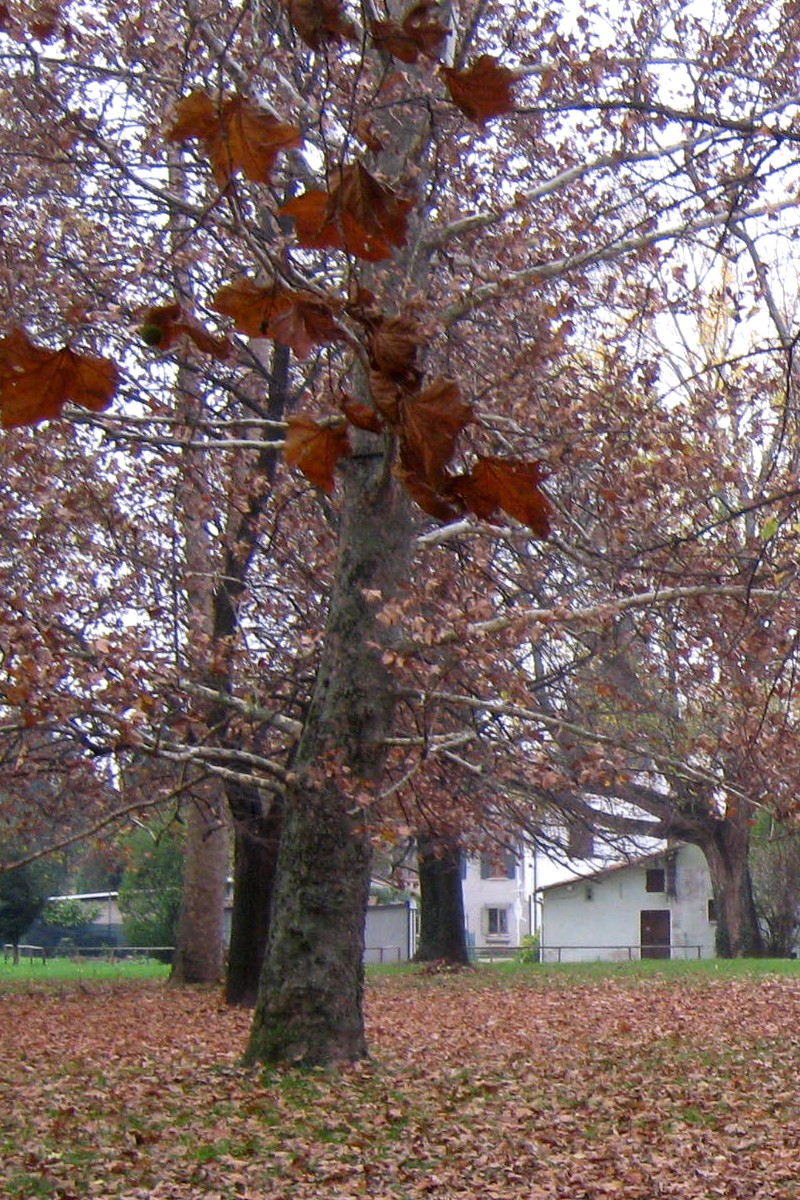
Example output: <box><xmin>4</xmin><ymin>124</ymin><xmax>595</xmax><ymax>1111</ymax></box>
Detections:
<box><xmin>448</xmin><ymin>456</ymin><xmax>551</xmax><ymax>535</ymax></box>
<box><xmin>268</xmin><ymin>295</ymin><xmax>346</xmax><ymax>360</ymax></box>
<box><xmin>211</xmin><ymin>279</ymin><xmax>292</xmax><ymax>337</ymax></box>
<box><xmin>370</xmin><ymin>314</ymin><xmax>425</xmax><ymax>384</ymax></box>
<box><xmin>285</xmin><ymin>415</ymin><xmax>350</xmax><ymax>492</ymax></box>
<box><xmin>167</xmin><ymin>91</ymin><xmax>302</xmax><ymax>185</ymax></box>
<box><xmin>371</xmin><ymin>2</ymin><xmax>449</xmax><ymax>63</ymax></box>
<box><xmin>280</xmin><ymin>164</ymin><xmax>413</xmax><ymax>262</ymax></box>
<box><xmin>212</xmin><ymin>279</ymin><xmax>344</xmax><ymax>358</ymax></box>
<box><xmin>441</xmin><ymin>55</ymin><xmax>519</xmax><ymax>124</ymax></box>
<box><xmin>139</xmin><ymin>303</ymin><xmax>232</xmax><ymax>360</ymax></box>
<box><xmin>340</xmin><ymin>394</ymin><xmax>384</xmax><ymax>434</ymax></box>
<box><xmin>396</xmin><ymin>462</ymin><xmax>463</xmax><ymax>521</ymax></box>
<box><xmin>283</xmin><ymin>0</ymin><xmax>356</xmax><ymax>49</ymax></box>
<box><xmin>398</xmin><ymin>379</ymin><xmax>473</xmax><ymax>485</ymax></box>
<box><xmin>0</xmin><ymin>328</ymin><xmax>119</xmax><ymax>427</ymax></box>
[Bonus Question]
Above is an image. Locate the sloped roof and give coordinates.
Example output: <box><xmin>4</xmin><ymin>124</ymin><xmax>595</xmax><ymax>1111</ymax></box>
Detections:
<box><xmin>538</xmin><ymin>844</ymin><xmax>678</xmax><ymax>892</ymax></box>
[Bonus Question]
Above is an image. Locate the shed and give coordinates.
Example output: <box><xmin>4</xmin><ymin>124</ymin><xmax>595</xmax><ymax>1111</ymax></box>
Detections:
<box><xmin>539</xmin><ymin>842</ymin><xmax>716</xmax><ymax>961</ymax></box>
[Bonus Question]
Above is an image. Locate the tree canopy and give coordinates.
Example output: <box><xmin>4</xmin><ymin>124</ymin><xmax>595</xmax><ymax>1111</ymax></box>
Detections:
<box><xmin>4</xmin><ymin>0</ymin><xmax>800</xmax><ymax>1057</ymax></box>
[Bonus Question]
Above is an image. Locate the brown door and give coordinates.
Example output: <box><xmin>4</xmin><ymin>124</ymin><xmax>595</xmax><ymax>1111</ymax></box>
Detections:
<box><xmin>640</xmin><ymin>910</ymin><xmax>671</xmax><ymax>959</ymax></box>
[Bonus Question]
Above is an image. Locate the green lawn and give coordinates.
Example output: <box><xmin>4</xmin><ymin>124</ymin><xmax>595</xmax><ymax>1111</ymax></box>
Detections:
<box><xmin>0</xmin><ymin>953</ymin><xmax>172</xmax><ymax>984</ymax></box>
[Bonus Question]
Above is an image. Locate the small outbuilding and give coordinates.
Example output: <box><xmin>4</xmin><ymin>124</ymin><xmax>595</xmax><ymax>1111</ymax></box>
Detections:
<box><xmin>539</xmin><ymin>842</ymin><xmax>717</xmax><ymax>962</ymax></box>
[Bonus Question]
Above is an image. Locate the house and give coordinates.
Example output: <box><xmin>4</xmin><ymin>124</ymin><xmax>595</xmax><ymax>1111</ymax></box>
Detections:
<box><xmin>24</xmin><ymin>891</ymin><xmax>125</xmax><ymax>950</ymax></box>
<box><xmin>461</xmin><ymin>847</ymin><xmax>538</xmax><ymax>955</ymax></box>
<box><xmin>539</xmin><ymin>842</ymin><xmax>717</xmax><ymax>962</ymax></box>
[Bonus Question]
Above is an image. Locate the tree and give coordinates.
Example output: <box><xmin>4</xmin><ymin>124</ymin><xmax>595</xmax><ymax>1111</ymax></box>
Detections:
<box><xmin>118</xmin><ymin>822</ymin><xmax>184</xmax><ymax>952</ymax></box>
<box><xmin>414</xmin><ymin>834</ymin><xmax>470</xmax><ymax>965</ymax></box>
<box><xmin>6</xmin><ymin>0</ymin><xmax>800</xmax><ymax>1059</ymax></box>
<box><xmin>751</xmin><ymin>816</ymin><xmax>800</xmax><ymax>957</ymax></box>
<box><xmin>0</xmin><ymin>849</ymin><xmax>62</xmax><ymax>960</ymax></box>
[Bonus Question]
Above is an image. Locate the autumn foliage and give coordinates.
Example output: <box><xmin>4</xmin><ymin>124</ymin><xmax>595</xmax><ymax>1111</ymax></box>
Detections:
<box><xmin>0</xmin><ymin>329</ymin><xmax>118</xmax><ymax>427</ymax></box>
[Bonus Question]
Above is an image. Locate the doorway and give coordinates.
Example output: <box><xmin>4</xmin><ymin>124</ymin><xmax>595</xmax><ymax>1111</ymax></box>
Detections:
<box><xmin>640</xmin><ymin>909</ymin><xmax>671</xmax><ymax>959</ymax></box>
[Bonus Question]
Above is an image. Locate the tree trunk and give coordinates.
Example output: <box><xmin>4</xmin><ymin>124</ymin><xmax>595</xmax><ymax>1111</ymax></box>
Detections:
<box><xmin>245</xmin><ymin>440</ymin><xmax>414</xmax><ymax>1067</ymax></box>
<box><xmin>170</xmin><ymin>797</ymin><xmax>229</xmax><ymax>984</ymax></box>
<box><xmin>700</xmin><ymin>820</ymin><xmax>764</xmax><ymax>957</ymax></box>
<box><xmin>414</xmin><ymin>835</ymin><xmax>470</xmax><ymax>965</ymax></box>
<box><xmin>225</xmin><ymin>784</ymin><xmax>282</xmax><ymax>1007</ymax></box>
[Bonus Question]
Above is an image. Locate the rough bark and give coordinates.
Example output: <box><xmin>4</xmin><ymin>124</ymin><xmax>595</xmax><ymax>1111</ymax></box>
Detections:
<box><xmin>700</xmin><ymin>820</ymin><xmax>764</xmax><ymax>958</ymax></box>
<box><xmin>414</xmin><ymin>835</ymin><xmax>470</xmax><ymax>965</ymax></box>
<box><xmin>225</xmin><ymin>784</ymin><xmax>282</xmax><ymax>1007</ymax></box>
<box><xmin>170</xmin><ymin>797</ymin><xmax>229</xmax><ymax>984</ymax></box>
<box><xmin>245</xmin><ymin>440</ymin><xmax>414</xmax><ymax>1067</ymax></box>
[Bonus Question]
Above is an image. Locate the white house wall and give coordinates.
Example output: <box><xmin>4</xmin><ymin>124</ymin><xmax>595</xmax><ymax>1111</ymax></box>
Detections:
<box><xmin>540</xmin><ymin>843</ymin><xmax>716</xmax><ymax>962</ymax></box>
<box><xmin>461</xmin><ymin>850</ymin><xmax>536</xmax><ymax>951</ymax></box>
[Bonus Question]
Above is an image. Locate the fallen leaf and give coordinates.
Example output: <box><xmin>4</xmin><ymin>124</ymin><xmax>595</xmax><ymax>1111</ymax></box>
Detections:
<box><xmin>285</xmin><ymin>415</ymin><xmax>350</xmax><ymax>492</ymax></box>
<box><xmin>0</xmin><ymin>328</ymin><xmax>119</xmax><ymax>427</ymax></box>
<box><xmin>440</xmin><ymin>55</ymin><xmax>519</xmax><ymax>124</ymax></box>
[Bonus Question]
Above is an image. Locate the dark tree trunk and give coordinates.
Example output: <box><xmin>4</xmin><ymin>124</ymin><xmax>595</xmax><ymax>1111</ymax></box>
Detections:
<box><xmin>225</xmin><ymin>786</ymin><xmax>282</xmax><ymax>1007</ymax></box>
<box><xmin>245</xmin><ymin>439</ymin><xmax>414</xmax><ymax>1067</ymax></box>
<box><xmin>414</xmin><ymin>835</ymin><xmax>470</xmax><ymax>965</ymax></box>
<box><xmin>699</xmin><ymin>819</ymin><xmax>764</xmax><ymax>957</ymax></box>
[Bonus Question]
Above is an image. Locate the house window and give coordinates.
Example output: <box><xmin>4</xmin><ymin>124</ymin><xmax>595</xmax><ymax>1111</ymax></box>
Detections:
<box><xmin>646</xmin><ymin>868</ymin><xmax>666</xmax><ymax>893</ymax></box>
<box><xmin>708</xmin><ymin>898</ymin><xmax>717</xmax><ymax>922</ymax></box>
<box><xmin>486</xmin><ymin>907</ymin><xmax>509</xmax><ymax>937</ymax></box>
<box><xmin>480</xmin><ymin>851</ymin><xmax>516</xmax><ymax>879</ymax></box>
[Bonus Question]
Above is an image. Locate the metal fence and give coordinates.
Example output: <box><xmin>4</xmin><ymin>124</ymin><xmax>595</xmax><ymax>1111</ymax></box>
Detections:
<box><xmin>3</xmin><ymin>943</ymin><xmax>174</xmax><ymax>964</ymax></box>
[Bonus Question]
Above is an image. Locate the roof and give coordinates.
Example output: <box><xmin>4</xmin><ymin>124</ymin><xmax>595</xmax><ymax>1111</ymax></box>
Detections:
<box><xmin>538</xmin><ymin>845</ymin><xmax>677</xmax><ymax>893</ymax></box>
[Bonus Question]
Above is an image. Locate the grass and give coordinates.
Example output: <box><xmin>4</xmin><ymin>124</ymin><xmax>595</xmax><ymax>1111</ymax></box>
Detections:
<box><xmin>0</xmin><ymin>953</ymin><xmax>172</xmax><ymax>984</ymax></box>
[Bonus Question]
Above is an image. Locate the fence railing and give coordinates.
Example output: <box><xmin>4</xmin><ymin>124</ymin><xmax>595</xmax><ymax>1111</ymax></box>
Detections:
<box><xmin>539</xmin><ymin>944</ymin><xmax>704</xmax><ymax>963</ymax></box>
<box><xmin>3</xmin><ymin>943</ymin><xmax>47</xmax><ymax>963</ymax></box>
<box><xmin>364</xmin><ymin>945</ymin><xmax>402</xmax><ymax>964</ymax></box>
<box><xmin>3</xmin><ymin>944</ymin><xmax>174</xmax><ymax>964</ymax></box>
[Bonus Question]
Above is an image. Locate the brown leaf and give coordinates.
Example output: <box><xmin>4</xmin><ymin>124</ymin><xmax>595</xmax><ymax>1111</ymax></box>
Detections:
<box><xmin>337</xmin><ymin>163</ymin><xmax>413</xmax><ymax>259</ymax></box>
<box><xmin>369</xmin><ymin>370</ymin><xmax>405</xmax><ymax>425</ymax></box>
<box><xmin>398</xmin><ymin>379</ymin><xmax>473</xmax><ymax>485</ymax></box>
<box><xmin>268</xmin><ymin>295</ymin><xmax>346</xmax><ymax>360</ymax></box>
<box><xmin>0</xmin><ymin>328</ymin><xmax>119</xmax><ymax>428</ymax></box>
<box><xmin>167</xmin><ymin>91</ymin><xmax>302</xmax><ymax>186</ymax></box>
<box><xmin>369</xmin><ymin>314</ymin><xmax>425</xmax><ymax>384</ymax></box>
<box><xmin>440</xmin><ymin>55</ymin><xmax>519</xmax><ymax>124</ymax></box>
<box><xmin>139</xmin><ymin>303</ymin><xmax>232</xmax><ymax>361</ymax></box>
<box><xmin>211</xmin><ymin>280</ymin><xmax>344</xmax><ymax>358</ymax></box>
<box><xmin>371</xmin><ymin>2</ymin><xmax>449</xmax><ymax>63</ymax></box>
<box><xmin>280</xmin><ymin>164</ymin><xmax>413</xmax><ymax>262</ymax></box>
<box><xmin>211</xmin><ymin>279</ymin><xmax>292</xmax><ymax>337</ymax></box>
<box><xmin>447</xmin><ymin>456</ymin><xmax>551</xmax><ymax>535</ymax></box>
<box><xmin>340</xmin><ymin>394</ymin><xmax>384</xmax><ymax>434</ymax></box>
<box><xmin>395</xmin><ymin>463</ymin><xmax>464</xmax><ymax>521</ymax></box>
<box><xmin>285</xmin><ymin>415</ymin><xmax>350</xmax><ymax>493</ymax></box>
<box><xmin>279</xmin><ymin>188</ymin><xmax>344</xmax><ymax>251</ymax></box>
<box><xmin>283</xmin><ymin>0</ymin><xmax>356</xmax><ymax>49</ymax></box>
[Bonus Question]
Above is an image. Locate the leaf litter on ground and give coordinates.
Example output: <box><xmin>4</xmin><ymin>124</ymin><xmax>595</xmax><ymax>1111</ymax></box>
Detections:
<box><xmin>3</xmin><ymin>970</ymin><xmax>800</xmax><ymax>1198</ymax></box>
